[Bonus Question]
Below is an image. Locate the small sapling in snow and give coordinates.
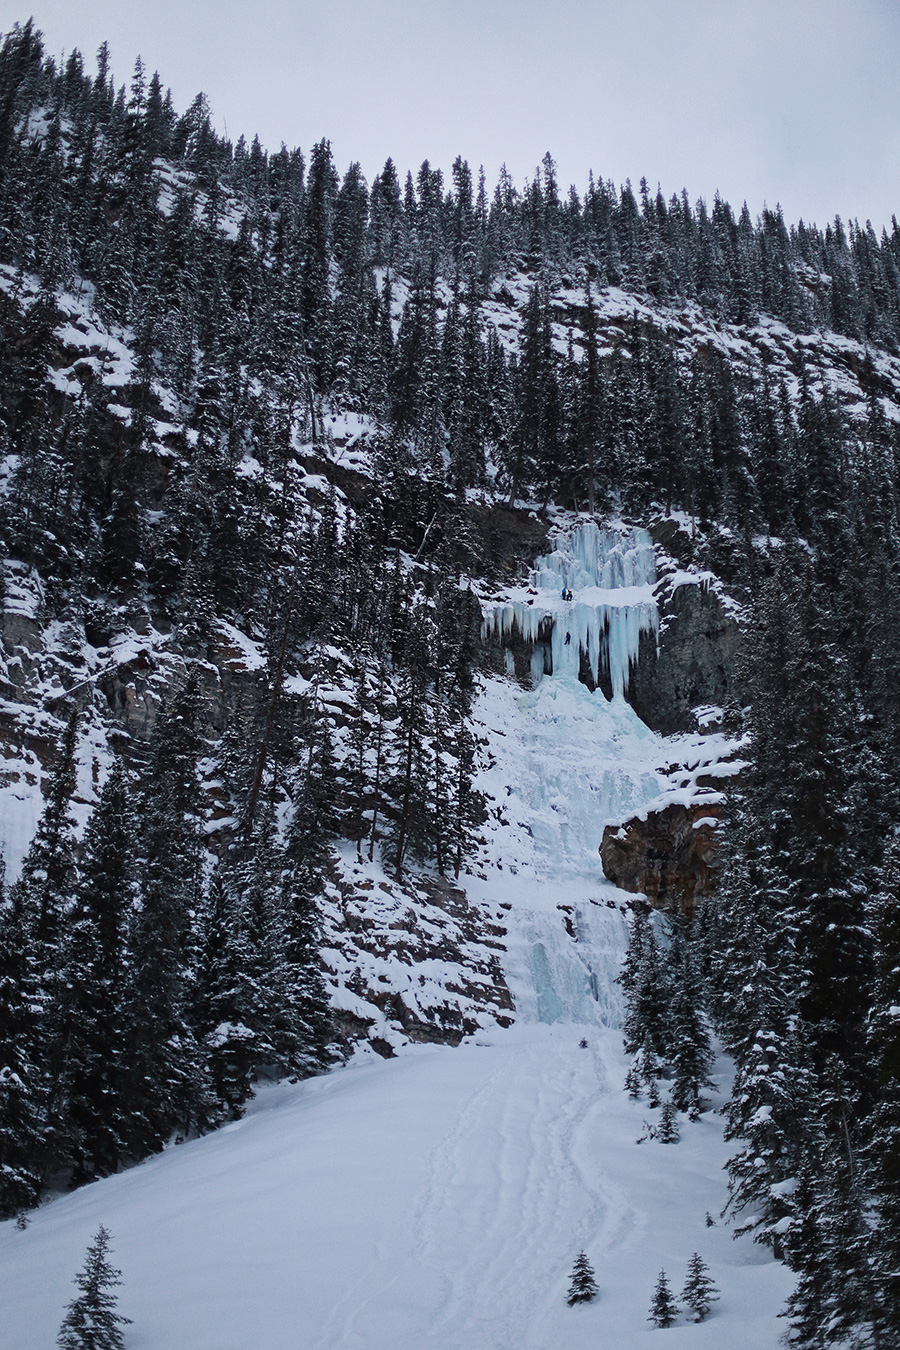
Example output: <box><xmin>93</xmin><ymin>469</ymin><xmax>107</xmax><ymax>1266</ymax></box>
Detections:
<box><xmin>57</xmin><ymin>1225</ymin><xmax>132</xmax><ymax>1350</ymax></box>
<box><xmin>680</xmin><ymin>1252</ymin><xmax>719</xmax><ymax>1321</ymax></box>
<box><xmin>648</xmin><ymin>1269</ymin><xmax>679</xmax><ymax>1327</ymax></box>
<box><xmin>657</xmin><ymin>1099</ymin><xmax>680</xmax><ymax>1143</ymax></box>
<box><xmin>566</xmin><ymin>1250</ymin><xmax>599</xmax><ymax>1304</ymax></box>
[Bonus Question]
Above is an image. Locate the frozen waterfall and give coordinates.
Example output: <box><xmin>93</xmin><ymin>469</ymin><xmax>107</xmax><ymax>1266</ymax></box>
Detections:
<box><xmin>472</xmin><ymin>520</ymin><xmax>669</xmax><ymax>1030</ymax></box>
<box><xmin>481</xmin><ymin>520</ymin><xmax>658</xmax><ymax>699</ymax></box>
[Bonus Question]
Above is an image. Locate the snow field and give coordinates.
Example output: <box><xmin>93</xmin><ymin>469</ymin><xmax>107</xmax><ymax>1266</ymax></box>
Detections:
<box><xmin>0</xmin><ymin>1026</ymin><xmax>792</xmax><ymax>1349</ymax></box>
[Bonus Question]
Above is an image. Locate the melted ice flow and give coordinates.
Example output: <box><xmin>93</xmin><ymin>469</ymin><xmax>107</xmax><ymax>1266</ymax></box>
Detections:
<box><xmin>481</xmin><ymin>521</ymin><xmax>658</xmax><ymax>698</ymax></box>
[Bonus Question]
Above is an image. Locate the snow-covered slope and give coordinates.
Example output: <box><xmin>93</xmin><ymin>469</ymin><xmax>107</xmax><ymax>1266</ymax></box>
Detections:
<box><xmin>2</xmin><ymin>521</ymin><xmax>793</xmax><ymax>1349</ymax></box>
<box><xmin>1</xmin><ymin>1029</ymin><xmax>792</xmax><ymax>1350</ymax></box>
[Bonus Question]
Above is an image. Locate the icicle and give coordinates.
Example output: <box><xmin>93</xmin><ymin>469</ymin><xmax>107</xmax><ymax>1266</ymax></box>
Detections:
<box><xmin>481</xmin><ymin>521</ymin><xmax>658</xmax><ymax>700</ymax></box>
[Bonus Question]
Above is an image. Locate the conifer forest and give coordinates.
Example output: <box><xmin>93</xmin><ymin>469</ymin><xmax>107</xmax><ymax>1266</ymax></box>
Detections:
<box><xmin>3</xmin><ymin>18</ymin><xmax>900</xmax><ymax>1348</ymax></box>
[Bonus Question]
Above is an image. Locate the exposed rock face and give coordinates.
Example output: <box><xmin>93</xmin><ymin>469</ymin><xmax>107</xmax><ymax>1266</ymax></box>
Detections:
<box><xmin>630</xmin><ymin>571</ymin><xmax>741</xmax><ymax>736</ymax></box>
<box><xmin>600</xmin><ymin>801</ymin><xmax>723</xmax><ymax>918</ymax></box>
<box><xmin>325</xmin><ymin>868</ymin><xmax>514</xmax><ymax>1050</ymax></box>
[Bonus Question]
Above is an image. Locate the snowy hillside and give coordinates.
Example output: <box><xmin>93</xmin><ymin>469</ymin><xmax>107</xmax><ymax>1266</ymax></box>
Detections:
<box><xmin>4</xmin><ymin>28</ymin><xmax>900</xmax><ymax>1348</ymax></box>
<box><xmin>0</xmin><ymin>1032</ymin><xmax>793</xmax><ymax>1350</ymax></box>
<box><xmin>0</xmin><ymin>521</ymin><xmax>793</xmax><ymax>1349</ymax></box>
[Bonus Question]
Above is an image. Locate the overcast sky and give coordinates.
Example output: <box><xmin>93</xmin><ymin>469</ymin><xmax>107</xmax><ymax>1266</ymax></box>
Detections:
<box><xmin>4</xmin><ymin>0</ymin><xmax>900</xmax><ymax>231</ymax></box>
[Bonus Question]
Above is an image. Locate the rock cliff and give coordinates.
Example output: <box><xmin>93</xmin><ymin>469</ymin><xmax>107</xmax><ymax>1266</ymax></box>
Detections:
<box><xmin>599</xmin><ymin>800</ymin><xmax>723</xmax><ymax>918</ymax></box>
<box><xmin>630</xmin><ymin>519</ymin><xmax>743</xmax><ymax>737</ymax></box>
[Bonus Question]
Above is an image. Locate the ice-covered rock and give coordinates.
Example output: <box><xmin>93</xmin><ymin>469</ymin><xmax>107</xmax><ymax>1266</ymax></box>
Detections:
<box><xmin>481</xmin><ymin>520</ymin><xmax>658</xmax><ymax>699</ymax></box>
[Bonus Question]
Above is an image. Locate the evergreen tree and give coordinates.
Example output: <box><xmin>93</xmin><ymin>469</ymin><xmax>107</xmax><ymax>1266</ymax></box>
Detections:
<box><xmin>780</xmin><ymin>1162</ymin><xmax>832</xmax><ymax>1350</ymax></box>
<box><xmin>667</xmin><ymin>915</ymin><xmax>714</xmax><ymax>1114</ymax></box>
<box><xmin>866</xmin><ymin>836</ymin><xmax>900</xmax><ymax>1345</ymax></box>
<box><xmin>57</xmin><ymin>1225</ymin><xmax>132</xmax><ymax>1350</ymax></box>
<box><xmin>51</xmin><ymin>764</ymin><xmax>135</xmax><ymax>1182</ymax></box>
<box><xmin>566</xmin><ymin>1250</ymin><xmax>599</xmax><ymax>1305</ymax></box>
<box><xmin>623</xmin><ymin>912</ymin><xmax>671</xmax><ymax>1090</ymax></box>
<box><xmin>680</xmin><ymin>1253</ymin><xmax>719</xmax><ymax>1322</ymax></box>
<box><xmin>657</xmin><ymin>1099</ymin><xmax>680</xmax><ymax>1144</ymax></box>
<box><xmin>622</xmin><ymin>917</ymin><xmax>669</xmax><ymax>1063</ymax></box>
<box><xmin>780</xmin><ymin>1144</ymin><xmax>877</xmax><ymax>1350</ymax></box>
<box><xmin>272</xmin><ymin>731</ymin><xmax>338</xmax><ymax>1078</ymax></box>
<box><xmin>13</xmin><ymin>705</ymin><xmax>79</xmax><ymax>955</ymax></box>
<box><xmin>648</xmin><ymin>1270</ymin><xmax>679</xmax><ymax>1328</ymax></box>
<box><xmin>120</xmin><ymin>677</ymin><xmax>212</xmax><ymax>1155</ymax></box>
<box><xmin>194</xmin><ymin>852</ymin><xmax>279</xmax><ymax>1117</ymax></box>
<box><xmin>0</xmin><ymin>866</ymin><xmax>46</xmax><ymax>1214</ymax></box>
<box><xmin>579</xmin><ymin>278</ymin><xmax>603</xmax><ymax>513</ymax></box>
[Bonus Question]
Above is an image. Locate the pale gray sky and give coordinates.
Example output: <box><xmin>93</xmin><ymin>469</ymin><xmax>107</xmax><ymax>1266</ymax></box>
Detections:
<box><xmin>4</xmin><ymin>0</ymin><xmax>900</xmax><ymax>230</ymax></box>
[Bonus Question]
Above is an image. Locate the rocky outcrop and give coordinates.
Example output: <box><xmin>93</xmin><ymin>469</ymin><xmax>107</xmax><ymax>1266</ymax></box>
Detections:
<box><xmin>630</xmin><ymin>525</ymin><xmax>742</xmax><ymax>735</ymax></box>
<box><xmin>325</xmin><ymin>867</ymin><xmax>514</xmax><ymax>1051</ymax></box>
<box><xmin>600</xmin><ymin>801</ymin><xmax>723</xmax><ymax>917</ymax></box>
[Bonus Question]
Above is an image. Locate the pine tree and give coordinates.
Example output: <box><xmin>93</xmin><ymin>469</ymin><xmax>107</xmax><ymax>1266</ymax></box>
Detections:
<box><xmin>57</xmin><ymin>1225</ymin><xmax>132</xmax><ymax>1349</ymax></box>
<box><xmin>2</xmin><ymin>706</ymin><xmax>81</xmax><ymax>1194</ymax></box>
<box><xmin>624</xmin><ymin>1061</ymin><xmax>643</xmax><ymax>1098</ymax></box>
<box><xmin>272</xmin><ymin>734</ymin><xmax>338</xmax><ymax>1079</ymax></box>
<box><xmin>866</xmin><ymin>836</ymin><xmax>900</xmax><ymax>1345</ymax></box>
<box><xmin>711</xmin><ymin>553</ymin><xmax>865</xmax><ymax>1261</ymax></box>
<box><xmin>13</xmin><ymin>705</ymin><xmax>79</xmax><ymax>955</ymax></box>
<box><xmin>667</xmin><ymin>915</ymin><xmax>714</xmax><ymax>1114</ymax></box>
<box><xmin>680</xmin><ymin>1253</ymin><xmax>719</xmax><ymax>1322</ymax></box>
<box><xmin>50</xmin><ymin>764</ymin><xmax>135</xmax><ymax>1182</ymax></box>
<box><xmin>657</xmin><ymin>1099</ymin><xmax>680</xmax><ymax>1144</ymax></box>
<box><xmin>566</xmin><ymin>1250</ymin><xmax>599</xmax><ymax>1305</ymax></box>
<box><xmin>192</xmin><ymin>858</ymin><xmax>276</xmax><ymax>1119</ymax></box>
<box><xmin>0</xmin><ymin>869</ymin><xmax>46</xmax><ymax>1214</ymax></box>
<box><xmin>579</xmin><ymin>278</ymin><xmax>603</xmax><ymax>513</ymax></box>
<box><xmin>780</xmin><ymin>1150</ymin><xmax>876</xmax><ymax>1350</ymax></box>
<box><xmin>120</xmin><ymin>677</ymin><xmax>212</xmax><ymax>1154</ymax></box>
<box><xmin>618</xmin><ymin>907</ymin><xmax>647</xmax><ymax>1004</ymax></box>
<box><xmin>648</xmin><ymin>1270</ymin><xmax>679</xmax><ymax>1327</ymax></box>
<box><xmin>622</xmin><ymin>917</ymin><xmax>669</xmax><ymax>1062</ymax></box>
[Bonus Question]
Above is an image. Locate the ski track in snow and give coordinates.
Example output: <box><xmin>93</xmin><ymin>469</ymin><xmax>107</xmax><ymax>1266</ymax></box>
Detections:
<box><xmin>1</xmin><ymin>523</ymin><xmax>795</xmax><ymax>1349</ymax></box>
<box><xmin>412</xmin><ymin>1041</ymin><xmax>609</xmax><ymax>1348</ymax></box>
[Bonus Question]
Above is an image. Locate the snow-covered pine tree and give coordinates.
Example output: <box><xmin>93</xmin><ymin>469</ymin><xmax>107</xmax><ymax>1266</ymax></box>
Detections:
<box><xmin>657</xmin><ymin>1099</ymin><xmax>680</xmax><ymax>1144</ymax></box>
<box><xmin>617</xmin><ymin>906</ymin><xmax>647</xmax><ymax>1004</ymax></box>
<box><xmin>193</xmin><ymin>853</ymin><xmax>279</xmax><ymax>1119</ymax></box>
<box><xmin>723</xmin><ymin>991</ymin><xmax>813</xmax><ymax>1251</ymax></box>
<box><xmin>624</xmin><ymin>1061</ymin><xmax>643</xmax><ymax>1097</ymax></box>
<box><xmin>647</xmin><ymin>1269</ymin><xmax>679</xmax><ymax>1327</ymax></box>
<box><xmin>120</xmin><ymin>676</ymin><xmax>212</xmax><ymax>1155</ymax></box>
<box><xmin>273</xmin><ymin>729</ymin><xmax>339</xmax><ymax>1079</ymax></box>
<box><xmin>0</xmin><ymin>866</ymin><xmax>46</xmax><ymax>1214</ymax></box>
<box><xmin>779</xmin><ymin>1150</ymin><xmax>877</xmax><ymax>1350</ymax></box>
<box><xmin>50</xmin><ymin>763</ymin><xmax>135</xmax><ymax>1182</ymax></box>
<box><xmin>621</xmin><ymin>915</ymin><xmax>669</xmax><ymax>1063</ymax></box>
<box><xmin>779</xmin><ymin>1162</ymin><xmax>831</xmax><ymax>1349</ymax></box>
<box><xmin>865</xmin><ymin>834</ymin><xmax>900</xmax><ymax>1345</ymax></box>
<box><xmin>386</xmin><ymin>613</ymin><xmax>434</xmax><ymax>876</ymax></box>
<box><xmin>566</xmin><ymin>1250</ymin><xmax>599</xmax><ymax>1305</ymax></box>
<box><xmin>680</xmin><ymin>1253</ymin><xmax>719</xmax><ymax>1322</ymax></box>
<box><xmin>57</xmin><ymin>1225</ymin><xmax>132</xmax><ymax>1350</ymax></box>
<box><xmin>667</xmin><ymin>913</ymin><xmax>714</xmax><ymax>1114</ymax></box>
<box><xmin>2</xmin><ymin>705</ymin><xmax>81</xmax><ymax>1192</ymax></box>
<box><xmin>12</xmin><ymin>704</ymin><xmax>79</xmax><ymax>958</ymax></box>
